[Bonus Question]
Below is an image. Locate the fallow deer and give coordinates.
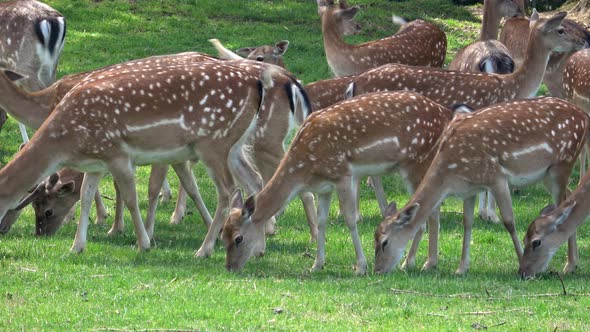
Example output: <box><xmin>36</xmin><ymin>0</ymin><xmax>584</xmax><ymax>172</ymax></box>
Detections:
<box><xmin>316</xmin><ymin>0</ymin><xmax>447</xmax><ymax>77</ymax></box>
<box><xmin>448</xmin><ymin>0</ymin><xmax>519</xmax><ymax>74</ymax></box>
<box><xmin>347</xmin><ymin>11</ymin><xmax>584</xmax><ymax>233</ymax></box>
<box><xmin>0</xmin><ymin>53</ymin><xmax>218</xmax><ymax>237</ymax></box>
<box><xmin>500</xmin><ymin>15</ymin><xmax>590</xmax><ymax>98</ymax></box>
<box><xmin>374</xmin><ymin>97</ymin><xmax>588</xmax><ymax>275</ymax></box>
<box><xmin>209</xmin><ymin>38</ymin><xmax>289</xmax><ymax>68</ymax></box>
<box><xmin>0</xmin><ymin>0</ymin><xmax>66</xmax><ymax>140</ymax></box>
<box><xmin>222</xmin><ymin>91</ymin><xmax>457</xmax><ymax>274</ymax></box>
<box><xmin>519</xmin><ymin>176</ymin><xmax>585</xmax><ymax>279</ymax></box>
<box><xmin>0</xmin><ymin>61</ymin><xmax>303</xmax><ymax>256</ymax></box>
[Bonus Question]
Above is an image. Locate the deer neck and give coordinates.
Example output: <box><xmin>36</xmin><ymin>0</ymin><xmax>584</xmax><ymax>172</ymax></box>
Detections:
<box><xmin>507</xmin><ymin>35</ymin><xmax>551</xmax><ymax>99</ymax></box>
<box><xmin>480</xmin><ymin>3</ymin><xmax>502</xmax><ymax>41</ymax></box>
<box><xmin>251</xmin><ymin>166</ymin><xmax>304</xmax><ymax>225</ymax></box>
<box><xmin>321</xmin><ymin>15</ymin><xmax>352</xmax><ymax>59</ymax></box>
<box><xmin>0</xmin><ymin>136</ymin><xmax>64</xmax><ymax>217</ymax></box>
<box><xmin>0</xmin><ymin>75</ymin><xmax>55</xmax><ymax>129</ymax></box>
<box><xmin>403</xmin><ymin>168</ymin><xmax>449</xmax><ymax>232</ymax></box>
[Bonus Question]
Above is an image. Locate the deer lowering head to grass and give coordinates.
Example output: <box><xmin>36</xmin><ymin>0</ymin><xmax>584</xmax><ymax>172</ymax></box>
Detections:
<box><xmin>0</xmin><ymin>52</ymin><xmax>218</xmax><ymax>237</ymax></box>
<box><xmin>519</xmin><ymin>172</ymin><xmax>588</xmax><ymax>279</ymax></box>
<box><xmin>222</xmin><ymin>91</ymin><xmax>456</xmax><ymax>274</ymax></box>
<box><xmin>0</xmin><ymin>0</ymin><xmax>66</xmax><ymax>138</ymax></box>
<box><xmin>448</xmin><ymin>0</ymin><xmax>520</xmax><ymax>74</ymax></box>
<box><xmin>316</xmin><ymin>0</ymin><xmax>447</xmax><ymax>77</ymax></box>
<box><xmin>500</xmin><ymin>14</ymin><xmax>590</xmax><ymax>98</ymax></box>
<box><xmin>374</xmin><ymin>97</ymin><xmax>588</xmax><ymax>275</ymax></box>
<box><xmin>0</xmin><ymin>60</ymin><xmax>293</xmax><ymax>255</ymax></box>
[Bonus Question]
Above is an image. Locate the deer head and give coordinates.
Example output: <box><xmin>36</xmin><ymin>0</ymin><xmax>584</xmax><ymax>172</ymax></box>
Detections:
<box><xmin>317</xmin><ymin>0</ymin><xmax>361</xmax><ymax>36</ymax></box>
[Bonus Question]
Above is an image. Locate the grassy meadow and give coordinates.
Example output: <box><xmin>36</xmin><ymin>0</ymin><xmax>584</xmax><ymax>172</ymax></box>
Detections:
<box><xmin>1</xmin><ymin>0</ymin><xmax>589</xmax><ymax>330</ymax></box>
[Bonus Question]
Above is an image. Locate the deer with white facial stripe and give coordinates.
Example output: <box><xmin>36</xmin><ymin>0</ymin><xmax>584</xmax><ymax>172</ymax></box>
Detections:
<box><xmin>316</xmin><ymin>0</ymin><xmax>447</xmax><ymax>77</ymax></box>
<box><xmin>374</xmin><ymin>97</ymin><xmax>589</xmax><ymax>275</ymax></box>
<box><xmin>0</xmin><ymin>60</ymin><xmax>288</xmax><ymax>255</ymax></box>
<box><xmin>222</xmin><ymin>91</ymin><xmax>456</xmax><ymax>274</ymax></box>
<box><xmin>0</xmin><ymin>0</ymin><xmax>66</xmax><ymax>138</ymax></box>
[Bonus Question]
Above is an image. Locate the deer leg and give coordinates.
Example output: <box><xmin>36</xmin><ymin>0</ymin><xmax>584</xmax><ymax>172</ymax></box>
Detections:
<box><xmin>108</xmin><ymin>160</ymin><xmax>150</xmax><ymax>252</ymax></box>
<box><xmin>144</xmin><ymin>165</ymin><xmax>168</xmax><ymax>239</ymax></box>
<box><xmin>490</xmin><ymin>181</ymin><xmax>522</xmax><ymax>261</ymax></box>
<box><xmin>337</xmin><ymin>176</ymin><xmax>367</xmax><ymax>275</ymax></box>
<box><xmin>457</xmin><ymin>196</ymin><xmax>476</xmax><ymax>275</ymax></box>
<box><xmin>368</xmin><ymin>176</ymin><xmax>388</xmax><ymax>217</ymax></box>
<box><xmin>93</xmin><ymin>189</ymin><xmax>108</xmax><ymax>225</ymax></box>
<box><xmin>107</xmin><ymin>181</ymin><xmax>125</xmax><ymax>237</ymax></box>
<box><xmin>170</xmin><ymin>185</ymin><xmax>188</xmax><ymax>225</ymax></box>
<box><xmin>311</xmin><ymin>191</ymin><xmax>332</xmax><ymax>272</ymax></box>
<box><xmin>71</xmin><ymin>172</ymin><xmax>104</xmax><ymax>253</ymax></box>
<box><xmin>299</xmin><ymin>191</ymin><xmax>318</xmax><ymax>242</ymax></box>
<box><xmin>171</xmin><ymin>161</ymin><xmax>213</xmax><ymax>229</ymax></box>
<box><xmin>192</xmin><ymin>156</ymin><xmax>236</xmax><ymax>258</ymax></box>
<box><xmin>422</xmin><ymin>208</ymin><xmax>441</xmax><ymax>271</ymax></box>
<box><xmin>160</xmin><ymin>177</ymin><xmax>172</xmax><ymax>203</ymax></box>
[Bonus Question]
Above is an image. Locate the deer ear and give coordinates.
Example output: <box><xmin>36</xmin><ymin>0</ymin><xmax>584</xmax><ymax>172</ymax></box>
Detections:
<box><xmin>46</xmin><ymin>173</ymin><xmax>60</xmax><ymax>190</ymax></box>
<box><xmin>2</xmin><ymin>69</ymin><xmax>27</xmax><ymax>82</ymax></box>
<box><xmin>383</xmin><ymin>201</ymin><xmax>398</xmax><ymax>219</ymax></box>
<box><xmin>540</xmin><ymin>204</ymin><xmax>557</xmax><ymax>216</ymax></box>
<box><xmin>451</xmin><ymin>104</ymin><xmax>474</xmax><ymax>116</ymax></box>
<box><xmin>243</xmin><ymin>194</ymin><xmax>256</xmax><ymax>219</ymax></box>
<box><xmin>274</xmin><ymin>40</ymin><xmax>289</xmax><ymax>56</ymax></box>
<box><xmin>554</xmin><ymin>201</ymin><xmax>576</xmax><ymax>226</ymax></box>
<box><xmin>57</xmin><ymin>181</ymin><xmax>76</xmax><ymax>197</ymax></box>
<box><xmin>397</xmin><ymin>203</ymin><xmax>420</xmax><ymax>225</ymax></box>
<box><xmin>542</xmin><ymin>12</ymin><xmax>567</xmax><ymax>33</ymax></box>
<box><xmin>230</xmin><ymin>188</ymin><xmax>244</xmax><ymax>210</ymax></box>
<box><xmin>338</xmin><ymin>5</ymin><xmax>359</xmax><ymax>21</ymax></box>
<box><xmin>235</xmin><ymin>47</ymin><xmax>256</xmax><ymax>57</ymax></box>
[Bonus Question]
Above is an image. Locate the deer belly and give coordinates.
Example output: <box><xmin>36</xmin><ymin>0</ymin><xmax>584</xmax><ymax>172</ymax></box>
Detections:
<box><xmin>121</xmin><ymin>143</ymin><xmax>196</xmax><ymax>166</ymax></box>
<box><xmin>349</xmin><ymin>162</ymin><xmax>398</xmax><ymax>177</ymax></box>
<box><xmin>503</xmin><ymin>167</ymin><xmax>548</xmax><ymax>187</ymax></box>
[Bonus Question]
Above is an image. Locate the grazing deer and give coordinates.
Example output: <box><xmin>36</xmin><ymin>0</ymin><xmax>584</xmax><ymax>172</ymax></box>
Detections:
<box><xmin>0</xmin><ymin>53</ymin><xmax>218</xmax><ymax>237</ymax></box>
<box><xmin>316</xmin><ymin>0</ymin><xmax>447</xmax><ymax>77</ymax></box>
<box><xmin>0</xmin><ymin>0</ymin><xmax>66</xmax><ymax>139</ymax></box>
<box><xmin>374</xmin><ymin>97</ymin><xmax>588</xmax><ymax>275</ymax></box>
<box><xmin>0</xmin><ymin>61</ymin><xmax>299</xmax><ymax>255</ymax></box>
<box><xmin>500</xmin><ymin>15</ymin><xmax>590</xmax><ymax>98</ymax></box>
<box><xmin>519</xmin><ymin>177</ymin><xmax>585</xmax><ymax>279</ymax></box>
<box><xmin>222</xmin><ymin>91</ymin><xmax>456</xmax><ymax>274</ymax></box>
<box><xmin>448</xmin><ymin>0</ymin><xmax>519</xmax><ymax>74</ymax></box>
<box><xmin>347</xmin><ymin>11</ymin><xmax>584</xmax><ymax>227</ymax></box>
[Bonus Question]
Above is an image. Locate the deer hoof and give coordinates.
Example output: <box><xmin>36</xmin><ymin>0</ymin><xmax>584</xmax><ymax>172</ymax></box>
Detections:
<box><xmin>421</xmin><ymin>260</ymin><xmax>438</xmax><ymax>271</ymax></box>
<box><xmin>355</xmin><ymin>263</ymin><xmax>368</xmax><ymax>276</ymax></box>
<box><xmin>401</xmin><ymin>258</ymin><xmax>416</xmax><ymax>270</ymax></box>
<box><xmin>194</xmin><ymin>248</ymin><xmax>212</xmax><ymax>258</ymax></box>
<box><xmin>310</xmin><ymin>261</ymin><xmax>324</xmax><ymax>272</ymax></box>
<box><xmin>70</xmin><ymin>243</ymin><xmax>85</xmax><ymax>254</ymax></box>
<box><xmin>563</xmin><ymin>262</ymin><xmax>578</xmax><ymax>275</ymax></box>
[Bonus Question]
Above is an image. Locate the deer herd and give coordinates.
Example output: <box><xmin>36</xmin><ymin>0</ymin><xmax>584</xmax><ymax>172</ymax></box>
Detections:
<box><xmin>1</xmin><ymin>0</ymin><xmax>590</xmax><ymax>279</ymax></box>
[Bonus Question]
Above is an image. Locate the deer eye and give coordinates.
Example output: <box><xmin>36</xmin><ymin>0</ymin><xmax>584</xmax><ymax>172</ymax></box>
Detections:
<box><xmin>532</xmin><ymin>239</ymin><xmax>541</xmax><ymax>249</ymax></box>
<box><xmin>381</xmin><ymin>240</ymin><xmax>389</xmax><ymax>251</ymax></box>
<box><xmin>235</xmin><ymin>235</ymin><xmax>244</xmax><ymax>246</ymax></box>
<box><xmin>256</xmin><ymin>56</ymin><xmax>264</xmax><ymax>62</ymax></box>
<box><xmin>556</xmin><ymin>28</ymin><xmax>565</xmax><ymax>35</ymax></box>
<box><xmin>45</xmin><ymin>209</ymin><xmax>53</xmax><ymax>218</ymax></box>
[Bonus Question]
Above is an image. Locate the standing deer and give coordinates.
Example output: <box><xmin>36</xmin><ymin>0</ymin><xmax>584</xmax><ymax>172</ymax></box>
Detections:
<box><xmin>348</xmin><ymin>11</ymin><xmax>586</xmax><ymax>271</ymax></box>
<box><xmin>500</xmin><ymin>14</ymin><xmax>590</xmax><ymax>98</ymax></box>
<box><xmin>0</xmin><ymin>0</ymin><xmax>65</xmax><ymax>138</ymax></box>
<box><xmin>449</xmin><ymin>0</ymin><xmax>519</xmax><ymax>74</ymax></box>
<box><xmin>0</xmin><ymin>61</ymin><xmax>303</xmax><ymax>255</ymax></box>
<box><xmin>519</xmin><ymin>173</ymin><xmax>587</xmax><ymax>279</ymax></box>
<box><xmin>375</xmin><ymin>97</ymin><xmax>588</xmax><ymax>275</ymax></box>
<box><xmin>563</xmin><ymin>48</ymin><xmax>590</xmax><ymax>190</ymax></box>
<box><xmin>222</xmin><ymin>91</ymin><xmax>457</xmax><ymax>274</ymax></box>
<box><xmin>0</xmin><ymin>53</ymin><xmax>218</xmax><ymax>237</ymax></box>
<box><xmin>316</xmin><ymin>0</ymin><xmax>447</xmax><ymax>77</ymax></box>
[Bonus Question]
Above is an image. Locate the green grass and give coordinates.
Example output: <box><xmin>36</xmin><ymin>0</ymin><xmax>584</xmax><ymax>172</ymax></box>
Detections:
<box><xmin>1</xmin><ymin>0</ymin><xmax>590</xmax><ymax>330</ymax></box>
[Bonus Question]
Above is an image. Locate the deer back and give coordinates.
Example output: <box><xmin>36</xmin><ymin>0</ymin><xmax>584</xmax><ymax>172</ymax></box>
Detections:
<box><xmin>304</xmin><ymin>75</ymin><xmax>354</xmax><ymax>111</ymax></box>
<box><xmin>563</xmin><ymin>48</ymin><xmax>590</xmax><ymax>114</ymax></box>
